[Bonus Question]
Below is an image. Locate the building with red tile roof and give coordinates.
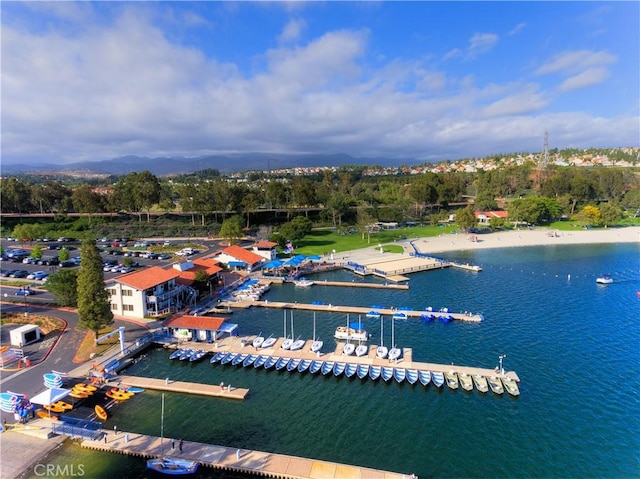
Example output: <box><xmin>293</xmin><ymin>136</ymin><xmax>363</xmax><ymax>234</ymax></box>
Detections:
<box><xmin>165</xmin><ymin>314</ymin><xmax>237</xmax><ymax>342</ymax></box>
<box><xmin>172</xmin><ymin>258</ymin><xmax>223</xmax><ymax>286</ymax></box>
<box><xmin>475</xmin><ymin>210</ymin><xmax>509</xmax><ymax>224</ymax></box>
<box><xmin>215</xmin><ymin>245</ymin><xmax>264</xmax><ymax>272</ymax></box>
<box><xmin>252</xmin><ymin>241</ymin><xmax>278</xmax><ymax>261</ymax></box>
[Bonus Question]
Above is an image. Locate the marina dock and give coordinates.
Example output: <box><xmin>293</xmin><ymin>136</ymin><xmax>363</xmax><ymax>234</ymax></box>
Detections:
<box><xmin>220</xmin><ymin>299</ymin><xmax>483</xmax><ymax>322</ymax></box>
<box><xmin>309</xmin><ymin>280</ymin><xmax>409</xmax><ymax>290</ymax></box>
<box><xmin>81</xmin><ymin>430</ymin><xmax>409</xmax><ymax>478</ymax></box>
<box><xmin>115</xmin><ymin>376</ymin><xmax>248</xmax><ymax>400</ymax></box>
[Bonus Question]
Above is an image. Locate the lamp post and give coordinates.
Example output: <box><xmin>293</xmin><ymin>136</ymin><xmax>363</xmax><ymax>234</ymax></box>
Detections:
<box><xmin>498</xmin><ymin>354</ymin><xmax>506</xmax><ymax>376</ymax></box>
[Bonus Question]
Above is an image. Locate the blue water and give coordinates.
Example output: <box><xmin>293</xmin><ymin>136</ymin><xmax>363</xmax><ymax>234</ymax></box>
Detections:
<box><xmin>23</xmin><ymin>243</ymin><xmax>640</xmax><ymax>479</ymax></box>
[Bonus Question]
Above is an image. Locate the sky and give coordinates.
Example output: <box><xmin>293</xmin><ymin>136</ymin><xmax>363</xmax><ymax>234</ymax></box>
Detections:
<box><xmin>1</xmin><ymin>1</ymin><xmax>639</xmax><ymax>166</ymax></box>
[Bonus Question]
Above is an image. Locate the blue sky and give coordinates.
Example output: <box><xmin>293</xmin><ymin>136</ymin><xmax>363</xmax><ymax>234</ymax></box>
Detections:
<box><xmin>2</xmin><ymin>1</ymin><xmax>638</xmax><ymax>166</ymax></box>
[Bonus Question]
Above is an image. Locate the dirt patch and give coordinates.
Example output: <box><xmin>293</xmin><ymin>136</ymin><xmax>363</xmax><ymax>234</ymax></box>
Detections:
<box><xmin>0</xmin><ymin>313</ymin><xmax>65</xmax><ymax>335</ymax></box>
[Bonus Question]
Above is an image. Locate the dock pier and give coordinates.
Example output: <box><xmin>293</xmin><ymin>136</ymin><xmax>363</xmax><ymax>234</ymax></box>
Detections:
<box><xmin>115</xmin><ymin>376</ymin><xmax>248</xmax><ymax>400</ymax></box>
<box><xmin>81</xmin><ymin>431</ymin><xmax>410</xmax><ymax>478</ymax></box>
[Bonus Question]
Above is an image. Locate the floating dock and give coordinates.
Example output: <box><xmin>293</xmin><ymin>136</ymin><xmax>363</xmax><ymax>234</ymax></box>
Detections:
<box><xmin>81</xmin><ymin>430</ymin><xmax>410</xmax><ymax>478</ymax></box>
<box><xmin>115</xmin><ymin>376</ymin><xmax>248</xmax><ymax>400</ymax></box>
<box><xmin>220</xmin><ymin>299</ymin><xmax>483</xmax><ymax>322</ymax></box>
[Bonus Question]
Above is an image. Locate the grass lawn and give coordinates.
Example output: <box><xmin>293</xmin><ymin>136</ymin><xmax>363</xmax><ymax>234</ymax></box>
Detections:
<box><xmin>74</xmin><ymin>326</ymin><xmax>119</xmax><ymax>363</ymax></box>
<box><xmin>291</xmin><ymin>224</ymin><xmax>459</xmax><ymax>256</ymax></box>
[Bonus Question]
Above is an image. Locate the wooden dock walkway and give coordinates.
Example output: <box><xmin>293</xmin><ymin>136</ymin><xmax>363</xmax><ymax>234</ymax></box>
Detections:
<box><xmin>81</xmin><ymin>431</ymin><xmax>410</xmax><ymax>478</ymax></box>
<box><xmin>115</xmin><ymin>376</ymin><xmax>248</xmax><ymax>400</ymax></box>
<box><xmin>310</xmin><ymin>280</ymin><xmax>409</xmax><ymax>290</ymax></box>
<box><xmin>220</xmin><ymin>299</ymin><xmax>483</xmax><ymax>322</ymax></box>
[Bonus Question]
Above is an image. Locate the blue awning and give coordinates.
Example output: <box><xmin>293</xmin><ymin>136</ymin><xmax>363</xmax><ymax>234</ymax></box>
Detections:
<box><xmin>228</xmin><ymin>261</ymin><xmax>247</xmax><ymax>267</ymax></box>
<box><xmin>284</xmin><ymin>255</ymin><xmax>307</xmax><ymax>266</ymax></box>
<box><xmin>262</xmin><ymin>259</ymin><xmax>284</xmax><ymax>269</ymax></box>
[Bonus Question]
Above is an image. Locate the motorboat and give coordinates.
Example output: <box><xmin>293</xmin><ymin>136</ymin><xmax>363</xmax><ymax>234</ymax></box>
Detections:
<box><xmin>343</xmin><ymin>343</ymin><xmax>355</xmax><ymax>356</ymax></box>
<box><xmin>418</xmin><ymin>370</ymin><xmax>431</xmax><ymax>386</ymax></box>
<box><xmin>356</xmin><ymin>364</ymin><xmax>369</xmax><ymax>379</ymax></box>
<box><xmin>321</xmin><ymin>361</ymin><xmax>335</xmax><ymax>375</ymax></box>
<box><xmin>287</xmin><ymin>358</ymin><xmax>301</xmax><ymax>372</ymax></box>
<box><xmin>147</xmin><ymin>457</ymin><xmax>199</xmax><ymax>475</ymax></box>
<box><xmin>381</xmin><ymin>366</ymin><xmax>394</xmax><ymax>382</ymax></box>
<box><xmin>210</xmin><ymin>351</ymin><xmax>226</xmax><ymax>364</ymax></box>
<box><xmin>253</xmin><ymin>355</ymin><xmax>268</xmax><ymax>368</ymax></box>
<box><xmin>458</xmin><ymin>372</ymin><xmax>474</xmax><ymax>391</ymax></box>
<box><xmin>252</xmin><ymin>334</ymin><xmax>264</xmax><ymax>349</ymax></box>
<box><xmin>502</xmin><ymin>377</ymin><xmax>521</xmax><ymax>396</ymax></box>
<box><xmin>275</xmin><ymin>357</ymin><xmax>290</xmax><ymax>371</ymax></box>
<box><xmin>431</xmin><ymin>371</ymin><xmax>445</xmax><ymax>388</ymax></box>
<box><xmin>242</xmin><ymin>354</ymin><xmax>258</xmax><ymax>367</ymax></box>
<box><xmin>290</xmin><ymin>338</ymin><xmax>305</xmax><ymax>351</ymax></box>
<box><xmin>406</xmin><ymin>369</ymin><xmax>419</xmax><ymax>385</ymax></box>
<box><xmin>169</xmin><ymin>349</ymin><xmax>183</xmax><ymax>360</ymax></box>
<box><xmin>472</xmin><ymin>374</ymin><xmax>489</xmax><ymax>393</ymax></box>
<box><xmin>294</xmin><ymin>277</ymin><xmax>314</xmax><ymax>287</ymax></box>
<box><xmin>333</xmin><ymin>362</ymin><xmax>346</xmax><ymax>376</ymax></box>
<box><xmin>189</xmin><ymin>350</ymin><xmax>207</xmax><ymax>362</ymax></box>
<box><xmin>220</xmin><ymin>353</ymin><xmax>237</xmax><ymax>365</ymax></box>
<box><xmin>263</xmin><ymin>356</ymin><xmax>278</xmax><ymax>369</ymax></box>
<box><xmin>596</xmin><ymin>274</ymin><xmax>613</xmax><ymax>284</ymax></box>
<box><xmin>444</xmin><ymin>371</ymin><xmax>459</xmax><ymax>389</ymax></box>
<box><xmin>232</xmin><ymin>354</ymin><xmax>248</xmax><ymax>366</ymax></box>
<box><xmin>261</xmin><ymin>336</ymin><xmax>276</xmax><ymax>349</ymax></box>
<box><xmin>334</xmin><ymin>326</ymin><xmax>369</xmax><ymax>342</ymax></box>
<box><xmin>309</xmin><ymin>360</ymin><xmax>323</xmax><ymax>374</ymax></box>
<box><xmin>393</xmin><ymin>368</ymin><xmax>406</xmax><ymax>383</ymax></box>
<box><xmin>297</xmin><ymin>359</ymin><xmax>312</xmax><ymax>373</ymax></box>
<box><xmin>179</xmin><ymin>349</ymin><xmax>194</xmax><ymax>361</ymax></box>
<box><xmin>345</xmin><ymin>363</ymin><xmax>357</xmax><ymax>378</ymax></box>
<box><xmin>369</xmin><ymin>365</ymin><xmax>382</xmax><ymax>380</ymax></box>
<box><xmin>355</xmin><ymin>344</ymin><xmax>368</xmax><ymax>357</ymax></box>
<box><xmin>487</xmin><ymin>376</ymin><xmax>504</xmax><ymax>394</ymax></box>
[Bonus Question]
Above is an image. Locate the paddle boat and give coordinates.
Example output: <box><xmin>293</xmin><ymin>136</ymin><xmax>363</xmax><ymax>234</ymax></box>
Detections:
<box><xmin>37</xmin><ymin>410</ymin><xmax>58</xmax><ymax>420</ymax></box>
<box><xmin>106</xmin><ymin>389</ymin><xmax>134</xmax><ymax>401</ymax></box>
<box><xmin>95</xmin><ymin>404</ymin><xmax>108</xmax><ymax>421</ymax></box>
<box><xmin>366</xmin><ymin>310</ymin><xmax>381</xmax><ymax>319</ymax></box>
<box><xmin>392</xmin><ymin>312</ymin><xmax>407</xmax><ymax>320</ymax></box>
<box><xmin>69</xmin><ymin>390</ymin><xmax>89</xmax><ymax>399</ymax></box>
<box><xmin>472</xmin><ymin>375</ymin><xmax>489</xmax><ymax>393</ymax></box>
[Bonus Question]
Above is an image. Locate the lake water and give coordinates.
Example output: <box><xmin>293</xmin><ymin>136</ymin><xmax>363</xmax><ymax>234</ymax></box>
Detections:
<box><xmin>22</xmin><ymin>243</ymin><xmax>640</xmax><ymax>478</ymax></box>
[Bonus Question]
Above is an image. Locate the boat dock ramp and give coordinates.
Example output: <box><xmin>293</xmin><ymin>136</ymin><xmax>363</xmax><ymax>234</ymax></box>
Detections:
<box><xmin>115</xmin><ymin>376</ymin><xmax>248</xmax><ymax>400</ymax></box>
<box><xmin>221</xmin><ymin>299</ymin><xmax>484</xmax><ymax>322</ymax></box>
<box><xmin>81</xmin><ymin>430</ymin><xmax>410</xmax><ymax>479</ymax></box>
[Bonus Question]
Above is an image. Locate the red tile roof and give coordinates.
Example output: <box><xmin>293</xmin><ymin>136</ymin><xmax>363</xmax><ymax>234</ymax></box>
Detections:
<box><xmin>165</xmin><ymin>314</ymin><xmax>226</xmax><ymax>330</ymax></box>
<box><xmin>221</xmin><ymin>245</ymin><xmax>263</xmax><ymax>265</ymax></box>
<box><xmin>115</xmin><ymin>266</ymin><xmax>181</xmax><ymax>290</ymax></box>
<box><xmin>254</xmin><ymin>241</ymin><xmax>278</xmax><ymax>248</ymax></box>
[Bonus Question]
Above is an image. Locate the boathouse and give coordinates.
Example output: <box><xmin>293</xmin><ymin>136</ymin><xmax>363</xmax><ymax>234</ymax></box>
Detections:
<box><xmin>165</xmin><ymin>314</ymin><xmax>237</xmax><ymax>343</ymax></box>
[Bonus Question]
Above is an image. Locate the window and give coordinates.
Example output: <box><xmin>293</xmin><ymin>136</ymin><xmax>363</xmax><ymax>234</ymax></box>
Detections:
<box><xmin>111</xmin><ymin>304</ymin><xmax>118</xmax><ymax>310</ymax></box>
<box><xmin>122</xmin><ymin>290</ymin><xmax>132</xmax><ymax>297</ymax></box>
<box><xmin>123</xmin><ymin>304</ymin><xmax>134</xmax><ymax>311</ymax></box>
<box><xmin>106</xmin><ymin>289</ymin><xmax>117</xmax><ymax>296</ymax></box>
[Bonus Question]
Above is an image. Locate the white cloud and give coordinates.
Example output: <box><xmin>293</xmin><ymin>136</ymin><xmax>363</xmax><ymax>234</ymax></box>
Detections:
<box><xmin>468</xmin><ymin>33</ymin><xmax>499</xmax><ymax>58</ymax></box>
<box><xmin>508</xmin><ymin>23</ymin><xmax>526</xmax><ymax>36</ymax></box>
<box><xmin>278</xmin><ymin>18</ymin><xmax>306</xmax><ymax>43</ymax></box>
<box><xmin>536</xmin><ymin>50</ymin><xmax>616</xmax><ymax>75</ymax></box>
<box><xmin>559</xmin><ymin>67</ymin><xmax>609</xmax><ymax>91</ymax></box>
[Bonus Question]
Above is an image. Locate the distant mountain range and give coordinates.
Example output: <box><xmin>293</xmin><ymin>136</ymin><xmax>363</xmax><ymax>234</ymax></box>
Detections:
<box><xmin>1</xmin><ymin>153</ymin><xmax>423</xmax><ymax>176</ymax></box>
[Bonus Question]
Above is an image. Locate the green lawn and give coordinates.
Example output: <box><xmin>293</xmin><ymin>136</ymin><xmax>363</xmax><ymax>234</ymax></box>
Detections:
<box><xmin>290</xmin><ymin>224</ymin><xmax>459</xmax><ymax>256</ymax></box>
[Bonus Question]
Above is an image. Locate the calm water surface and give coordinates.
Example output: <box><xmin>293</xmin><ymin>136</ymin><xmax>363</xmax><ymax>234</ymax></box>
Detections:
<box><xmin>24</xmin><ymin>243</ymin><xmax>640</xmax><ymax>479</ymax></box>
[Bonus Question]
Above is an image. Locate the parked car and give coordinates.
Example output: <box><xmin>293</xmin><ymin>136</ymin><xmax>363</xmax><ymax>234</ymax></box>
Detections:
<box><xmin>15</xmin><ymin>288</ymin><xmax>34</xmax><ymax>296</ymax></box>
<box><xmin>22</xmin><ymin>257</ymin><xmax>38</xmax><ymax>264</ymax></box>
<box><xmin>157</xmin><ymin>254</ymin><xmax>171</xmax><ymax>260</ymax></box>
<box><xmin>1</xmin><ymin>270</ymin><xmax>18</xmax><ymax>277</ymax></box>
<box><xmin>37</xmin><ymin>257</ymin><xmax>59</xmax><ymax>266</ymax></box>
<box><xmin>59</xmin><ymin>260</ymin><xmax>76</xmax><ymax>268</ymax></box>
<box><xmin>26</xmin><ymin>271</ymin><xmax>48</xmax><ymax>280</ymax></box>
<box><xmin>10</xmin><ymin>270</ymin><xmax>29</xmax><ymax>278</ymax></box>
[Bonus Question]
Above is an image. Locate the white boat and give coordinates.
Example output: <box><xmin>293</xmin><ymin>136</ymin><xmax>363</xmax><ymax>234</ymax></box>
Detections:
<box><xmin>333</xmin><ymin>362</ymin><xmax>346</xmax><ymax>376</ymax></box>
<box><xmin>369</xmin><ymin>365</ymin><xmax>382</xmax><ymax>380</ymax></box>
<box><xmin>345</xmin><ymin>363</ymin><xmax>357</xmax><ymax>378</ymax></box>
<box><xmin>388</xmin><ymin>314</ymin><xmax>401</xmax><ymax>362</ymax></box>
<box><xmin>243</xmin><ymin>354</ymin><xmax>258</xmax><ymax>367</ymax></box>
<box><xmin>287</xmin><ymin>358</ymin><xmax>301</xmax><ymax>372</ymax></box>
<box><xmin>406</xmin><ymin>369</ymin><xmax>419</xmax><ymax>385</ymax></box>
<box><xmin>281</xmin><ymin>338</ymin><xmax>293</xmax><ymax>350</ymax></box>
<box><xmin>261</xmin><ymin>336</ymin><xmax>276</xmax><ymax>349</ymax></box>
<box><xmin>309</xmin><ymin>312</ymin><xmax>323</xmax><ymax>353</ymax></box>
<box><xmin>393</xmin><ymin>368</ymin><xmax>406</xmax><ymax>383</ymax></box>
<box><xmin>297</xmin><ymin>359</ymin><xmax>312</xmax><ymax>373</ymax></box>
<box><xmin>458</xmin><ymin>372</ymin><xmax>473</xmax><ymax>391</ymax></box>
<box><xmin>253</xmin><ymin>355</ymin><xmax>268</xmax><ymax>368</ymax></box>
<box><xmin>418</xmin><ymin>370</ymin><xmax>431</xmax><ymax>386</ymax></box>
<box><xmin>502</xmin><ymin>377</ymin><xmax>520</xmax><ymax>396</ymax></box>
<box><xmin>263</xmin><ymin>356</ymin><xmax>278</xmax><ymax>369</ymax></box>
<box><xmin>381</xmin><ymin>366</ymin><xmax>394</xmax><ymax>381</ymax></box>
<box><xmin>596</xmin><ymin>274</ymin><xmax>613</xmax><ymax>284</ymax></box>
<box><xmin>232</xmin><ymin>353</ymin><xmax>247</xmax><ymax>366</ymax></box>
<box><xmin>376</xmin><ymin>314</ymin><xmax>388</xmax><ymax>359</ymax></box>
<box><xmin>334</xmin><ymin>327</ymin><xmax>368</xmax><ymax>341</ymax></box>
<box><xmin>290</xmin><ymin>338</ymin><xmax>305</xmax><ymax>351</ymax></box>
<box><xmin>275</xmin><ymin>357</ymin><xmax>290</xmax><ymax>371</ymax></box>
<box><xmin>472</xmin><ymin>374</ymin><xmax>489</xmax><ymax>393</ymax></box>
<box><xmin>388</xmin><ymin>347</ymin><xmax>401</xmax><ymax>362</ymax></box>
<box><xmin>444</xmin><ymin>371</ymin><xmax>459</xmax><ymax>389</ymax></box>
<box><xmin>431</xmin><ymin>371</ymin><xmax>445</xmax><ymax>388</ymax></box>
<box><xmin>252</xmin><ymin>334</ymin><xmax>264</xmax><ymax>349</ymax></box>
<box><xmin>146</xmin><ymin>394</ymin><xmax>199</xmax><ymax>475</ymax></box>
<box><xmin>309</xmin><ymin>360</ymin><xmax>323</xmax><ymax>374</ymax></box>
<box><xmin>355</xmin><ymin>344</ymin><xmax>368</xmax><ymax>357</ymax></box>
<box><xmin>220</xmin><ymin>352</ymin><xmax>237</xmax><ymax>365</ymax></box>
<box><xmin>321</xmin><ymin>361</ymin><xmax>335</xmax><ymax>375</ymax></box>
<box><xmin>294</xmin><ymin>277</ymin><xmax>314</xmax><ymax>287</ymax></box>
<box><xmin>487</xmin><ymin>376</ymin><xmax>504</xmax><ymax>394</ymax></box>
<box><xmin>343</xmin><ymin>343</ymin><xmax>355</xmax><ymax>355</ymax></box>
<box><xmin>355</xmin><ymin>364</ymin><xmax>369</xmax><ymax>379</ymax></box>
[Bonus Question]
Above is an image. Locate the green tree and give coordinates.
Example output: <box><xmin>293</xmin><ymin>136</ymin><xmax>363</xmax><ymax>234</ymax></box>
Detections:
<box><xmin>356</xmin><ymin>206</ymin><xmax>377</xmax><ymax>243</ymax></box>
<box><xmin>77</xmin><ymin>239</ymin><xmax>113</xmax><ymax>339</ymax></box>
<box><xmin>12</xmin><ymin>223</ymin><xmax>44</xmax><ymax>242</ymax></box>
<box><xmin>58</xmin><ymin>247</ymin><xmax>70</xmax><ymax>262</ymax></box>
<box><xmin>599</xmin><ymin>203</ymin><xmax>623</xmax><ymax>226</ymax></box>
<box><xmin>46</xmin><ymin>270</ymin><xmax>78</xmax><ymax>307</ymax></box>
<box><xmin>279</xmin><ymin>216</ymin><xmax>313</xmax><ymax>243</ymax></box>
<box><xmin>455</xmin><ymin>206</ymin><xmax>477</xmax><ymax>231</ymax></box>
<box><xmin>219</xmin><ymin>216</ymin><xmax>243</xmax><ymax>245</ymax></box>
<box><xmin>30</xmin><ymin>244</ymin><xmax>43</xmax><ymax>260</ymax></box>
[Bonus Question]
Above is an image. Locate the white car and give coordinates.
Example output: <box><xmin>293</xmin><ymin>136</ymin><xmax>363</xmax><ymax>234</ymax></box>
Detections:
<box><xmin>26</xmin><ymin>271</ymin><xmax>48</xmax><ymax>280</ymax></box>
<box><xmin>22</xmin><ymin>257</ymin><xmax>38</xmax><ymax>264</ymax></box>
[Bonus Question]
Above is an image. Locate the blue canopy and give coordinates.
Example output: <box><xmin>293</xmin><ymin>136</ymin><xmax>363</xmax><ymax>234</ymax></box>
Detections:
<box><xmin>228</xmin><ymin>261</ymin><xmax>247</xmax><ymax>267</ymax></box>
<box><xmin>284</xmin><ymin>255</ymin><xmax>307</xmax><ymax>266</ymax></box>
<box><xmin>262</xmin><ymin>259</ymin><xmax>284</xmax><ymax>269</ymax></box>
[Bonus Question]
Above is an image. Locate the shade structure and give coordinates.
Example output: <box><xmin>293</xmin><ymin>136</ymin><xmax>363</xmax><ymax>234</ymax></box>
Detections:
<box><xmin>30</xmin><ymin>387</ymin><xmax>71</xmax><ymax>406</ymax></box>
